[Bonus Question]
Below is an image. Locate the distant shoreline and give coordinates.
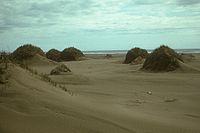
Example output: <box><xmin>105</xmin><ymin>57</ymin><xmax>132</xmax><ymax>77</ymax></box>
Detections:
<box><xmin>83</xmin><ymin>49</ymin><xmax>200</xmax><ymax>54</ymax></box>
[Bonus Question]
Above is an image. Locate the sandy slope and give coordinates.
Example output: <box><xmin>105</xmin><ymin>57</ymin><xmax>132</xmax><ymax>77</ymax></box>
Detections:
<box><xmin>1</xmin><ymin>54</ymin><xmax>200</xmax><ymax>133</ymax></box>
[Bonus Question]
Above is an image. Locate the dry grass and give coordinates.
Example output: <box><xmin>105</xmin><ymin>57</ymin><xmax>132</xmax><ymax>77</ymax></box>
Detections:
<box><xmin>0</xmin><ymin>51</ymin><xmax>9</xmax><ymax>69</ymax></box>
<box><xmin>124</xmin><ymin>47</ymin><xmax>148</xmax><ymax>64</ymax></box>
<box><xmin>105</xmin><ymin>54</ymin><xmax>112</xmax><ymax>58</ymax></box>
<box><xmin>142</xmin><ymin>45</ymin><xmax>182</xmax><ymax>72</ymax></box>
<box><xmin>11</xmin><ymin>44</ymin><xmax>45</xmax><ymax>61</ymax></box>
<box><xmin>0</xmin><ymin>52</ymin><xmax>10</xmax><ymax>95</ymax></box>
<box><xmin>61</xmin><ymin>47</ymin><xmax>84</xmax><ymax>61</ymax></box>
<box><xmin>50</xmin><ymin>64</ymin><xmax>71</xmax><ymax>75</ymax></box>
<box><xmin>18</xmin><ymin>63</ymin><xmax>74</xmax><ymax>95</ymax></box>
<box><xmin>40</xmin><ymin>73</ymin><xmax>57</xmax><ymax>86</ymax></box>
<box><xmin>46</xmin><ymin>49</ymin><xmax>62</xmax><ymax>62</ymax></box>
<box><xmin>59</xmin><ymin>84</ymin><xmax>74</xmax><ymax>96</ymax></box>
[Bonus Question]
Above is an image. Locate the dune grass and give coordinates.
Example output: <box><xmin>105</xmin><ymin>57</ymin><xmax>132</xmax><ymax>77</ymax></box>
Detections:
<box><xmin>124</xmin><ymin>47</ymin><xmax>148</xmax><ymax>64</ymax></box>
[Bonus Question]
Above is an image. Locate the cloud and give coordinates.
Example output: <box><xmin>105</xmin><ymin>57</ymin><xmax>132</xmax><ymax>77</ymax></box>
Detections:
<box><xmin>0</xmin><ymin>0</ymin><xmax>199</xmax><ymax>32</ymax></box>
<box><xmin>131</xmin><ymin>0</ymin><xmax>164</xmax><ymax>5</ymax></box>
<box><xmin>176</xmin><ymin>0</ymin><xmax>200</xmax><ymax>6</ymax></box>
<box><xmin>130</xmin><ymin>0</ymin><xmax>200</xmax><ymax>6</ymax></box>
<box><xmin>0</xmin><ymin>0</ymin><xmax>200</xmax><ymax>50</ymax></box>
<box><xmin>28</xmin><ymin>0</ymin><xmax>95</xmax><ymax>16</ymax></box>
<box><xmin>0</xmin><ymin>0</ymin><xmax>97</xmax><ymax>32</ymax></box>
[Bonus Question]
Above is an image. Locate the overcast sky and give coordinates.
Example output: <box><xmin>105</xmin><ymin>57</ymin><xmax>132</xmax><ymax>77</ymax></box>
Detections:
<box><xmin>0</xmin><ymin>0</ymin><xmax>200</xmax><ymax>51</ymax></box>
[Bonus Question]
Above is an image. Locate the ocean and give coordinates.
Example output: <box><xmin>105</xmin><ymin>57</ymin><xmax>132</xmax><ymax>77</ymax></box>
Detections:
<box><xmin>83</xmin><ymin>49</ymin><xmax>200</xmax><ymax>54</ymax></box>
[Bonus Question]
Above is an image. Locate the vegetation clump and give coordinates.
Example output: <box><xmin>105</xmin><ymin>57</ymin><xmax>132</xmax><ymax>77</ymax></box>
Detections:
<box><xmin>61</xmin><ymin>47</ymin><xmax>84</xmax><ymax>61</ymax></box>
<box><xmin>105</xmin><ymin>54</ymin><xmax>112</xmax><ymax>58</ymax></box>
<box><xmin>142</xmin><ymin>45</ymin><xmax>182</xmax><ymax>72</ymax></box>
<box><xmin>12</xmin><ymin>44</ymin><xmax>45</xmax><ymax>61</ymax></box>
<box><xmin>46</xmin><ymin>49</ymin><xmax>62</xmax><ymax>62</ymax></box>
<box><xmin>50</xmin><ymin>64</ymin><xmax>71</xmax><ymax>75</ymax></box>
<box><xmin>124</xmin><ymin>47</ymin><xmax>148</xmax><ymax>64</ymax></box>
<box><xmin>0</xmin><ymin>52</ymin><xmax>10</xmax><ymax>84</ymax></box>
<box><xmin>0</xmin><ymin>52</ymin><xmax>9</xmax><ymax>69</ymax></box>
<box><xmin>0</xmin><ymin>66</ymin><xmax>6</xmax><ymax>84</ymax></box>
<box><xmin>131</xmin><ymin>56</ymin><xmax>145</xmax><ymax>65</ymax></box>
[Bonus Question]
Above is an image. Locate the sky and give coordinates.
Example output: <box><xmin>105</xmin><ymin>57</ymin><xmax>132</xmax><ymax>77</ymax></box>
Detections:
<box><xmin>0</xmin><ymin>0</ymin><xmax>200</xmax><ymax>51</ymax></box>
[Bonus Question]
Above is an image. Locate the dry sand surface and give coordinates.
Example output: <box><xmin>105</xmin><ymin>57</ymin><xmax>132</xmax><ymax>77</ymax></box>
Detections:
<box><xmin>1</xmin><ymin>53</ymin><xmax>200</xmax><ymax>133</ymax></box>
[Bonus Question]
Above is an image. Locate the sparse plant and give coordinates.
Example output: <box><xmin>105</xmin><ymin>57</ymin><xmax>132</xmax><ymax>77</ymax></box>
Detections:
<box><xmin>0</xmin><ymin>52</ymin><xmax>10</xmax><ymax>96</ymax></box>
<box><xmin>0</xmin><ymin>67</ymin><xmax>3</xmax><ymax>75</ymax></box>
<box><xmin>40</xmin><ymin>73</ymin><xmax>51</xmax><ymax>82</ymax></box>
<box><xmin>18</xmin><ymin>60</ymin><xmax>29</xmax><ymax>69</ymax></box>
<box><xmin>33</xmin><ymin>69</ymin><xmax>38</xmax><ymax>75</ymax></box>
<box><xmin>105</xmin><ymin>54</ymin><xmax>112</xmax><ymax>58</ymax></box>
<box><xmin>50</xmin><ymin>64</ymin><xmax>71</xmax><ymax>75</ymax></box>
<box><xmin>59</xmin><ymin>85</ymin><xmax>68</xmax><ymax>91</ymax></box>
<box><xmin>50</xmin><ymin>80</ymin><xmax>57</xmax><ymax>87</ymax></box>
<box><xmin>0</xmin><ymin>79</ymin><xmax>9</xmax><ymax>96</ymax></box>
<box><xmin>0</xmin><ymin>51</ymin><xmax>10</xmax><ymax>69</ymax></box>
<box><xmin>58</xmin><ymin>84</ymin><xmax>74</xmax><ymax>96</ymax></box>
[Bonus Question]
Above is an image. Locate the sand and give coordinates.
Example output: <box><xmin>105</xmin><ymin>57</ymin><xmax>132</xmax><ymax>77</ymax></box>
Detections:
<box><xmin>0</xmin><ymin>53</ymin><xmax>200</xmax><ymax>133</ymax></box>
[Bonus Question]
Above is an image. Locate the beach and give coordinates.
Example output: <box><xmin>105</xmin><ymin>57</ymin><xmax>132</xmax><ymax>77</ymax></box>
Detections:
<box><xmin>1</xmin><ymin>0</ymin><xmax>200</xmax><ymax>132</ymax></box>
<box><xmin>1</xmin><ymin>53</ymin><xmax>200</xmax><ymax>133</ymax></box>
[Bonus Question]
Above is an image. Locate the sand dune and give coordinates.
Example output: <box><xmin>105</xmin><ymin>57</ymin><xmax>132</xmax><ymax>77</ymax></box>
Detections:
<box><xmin>1</xmin><ymin>54</ymin><xmax>200</xmax><ymax>133</ymax></box>
<box><xmin>176</xmin><ymin>60</ymin><xmax>200</xmax><ymax>73</ymax></box>
<box><xmin>26</xmin><ymin>54</ymin><xmax>57</xmax><ymax>66</ymax></box>
<box><xmin>25</xmin><ymin>54</ymin><xmax>59</xmax><ymax>74</ymax></box>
